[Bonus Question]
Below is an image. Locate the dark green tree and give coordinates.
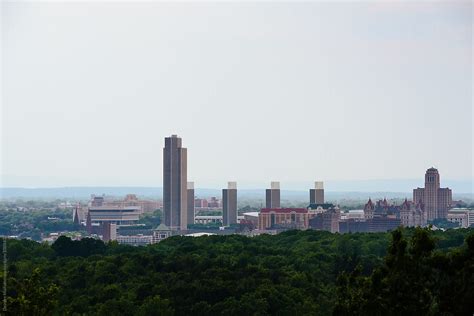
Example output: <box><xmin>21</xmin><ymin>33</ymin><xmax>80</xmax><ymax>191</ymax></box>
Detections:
<box><xmin>7</xmin><ymin>268</ymin><xmax>59</xmax><ymax>316</ymax></box>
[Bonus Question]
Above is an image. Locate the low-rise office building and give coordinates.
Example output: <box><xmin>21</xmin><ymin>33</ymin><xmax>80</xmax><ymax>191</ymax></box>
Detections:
<box><xmin>116</xmin><ymin>235</ymin><xmax>153</xmax><ymax>246</ymax></box>
<box><xmin>447</xmin><ymin>208</ymin><xmax>473</xmax><ymax>227</ymax></box>
<box><xmin>88</xmin><ymin>206</ymin><xmax>142</xmax><ymax>227</ymax></box>
<box><xmin>194</xmin><ymin>215</ymin><xmax>244</xmax><ymax>225</ymax></box>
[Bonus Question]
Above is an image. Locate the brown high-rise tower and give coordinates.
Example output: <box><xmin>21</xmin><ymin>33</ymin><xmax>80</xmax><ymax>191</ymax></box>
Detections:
<box><xmin>223</xmin><ymin>182</ymin><xmax>238</xmax><ymax>226</ymax></box>
<box><xmin>413</xmin><ymin>167</ymin><xmax>452</xmax><ymax>221</ymax></box>
<box><xmin>163</xmin><ymin>135</ymin><xmax>188</xmax><ymax>230</ymax></box>
<box><xmin>266</xmin><ymin>181</ymin><xmax>280</xmax><ymax>208</ymax></box>
<box><xmin>310</xmin><ymin>181</ymin><xmax>325</xmax><ymax>204</ymax></box>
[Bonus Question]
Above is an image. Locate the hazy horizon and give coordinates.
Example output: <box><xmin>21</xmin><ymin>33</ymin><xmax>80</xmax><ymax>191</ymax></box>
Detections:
<box><xmin>2</xmin><ymin>1</ymin><xmax>472</xmax><ymax>188</ymax></box>
<box><xmin>1</xmin><ymin>177</ymin><xmax>473</xmax><ymax>194</ymax></box>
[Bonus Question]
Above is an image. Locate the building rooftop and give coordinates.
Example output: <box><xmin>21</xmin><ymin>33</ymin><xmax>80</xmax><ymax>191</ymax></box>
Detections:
<box><xmin>260</xmin><ymin>208</ymin><xmax>307</xmax><ymax>214</ymax></box>
<box><xmin>89</xmin><ymin>206</ymin><xmax>141</xmax><ymax>211</ymax></box>
<box><xmin>155</xmin><ymin>223</ymin><xmax>171</xmax><ymax>231</ymax></box>
<box><xmin>243</xmin><ymin>212</ymin><xmax>259</xmax><ymax>217</ymax></box>
<box><xmin>270</xmin><ymin>181</ymin><xmax>280</xmax><ymax>189</ymax></box>
<box><xmin>315</xmin><ymin>181</ymin><xmax>324</xmax><ymax>189</ymax></box>
<box><xmin>307</xmin><ymin>203</ymin><xmax>335</xmax><ymax>210</ymax></box>
<box><xmin>449</xmin><ymin>208</ymin><xmax>473</xmax><ymax>212</ymax></box>
<box><xmin>89</xmin><ymin>206</ymin><xmax>141</xmax><ymax>212</ymax></box>
<box><xmin>185</xmin><ymin>232</ymin><xmax>216</xmax><ymax>237</ymax></box>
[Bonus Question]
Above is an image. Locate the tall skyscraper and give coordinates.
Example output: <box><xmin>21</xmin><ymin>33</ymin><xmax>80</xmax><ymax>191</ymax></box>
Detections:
<box><xmin>413</xmin><ymin>167</ymin><xmax>452</xmax><ymax>220</ymax></box>
<box><xmin>222</xmin><ymin>182</ymin><xmax>237</xmax><ymax>226</ymax></box>
<box><xmin>266</xmin><ymin>181</ymin><xmax>280</xmax><ymax>208</ymax></box>
<box><xmin>310</xmin><ymin>181</ymin><xmax>325</xmax><ymax>204</ymax></box>
<box><xmin>163</xmin><ymin>135</ymin><xmax>188</xmax><ymax>230</ymax></box>
<box><xmin>187</xmin><ymin>182</ymin><xmax>195</xmax><ymax>226</ymax></box>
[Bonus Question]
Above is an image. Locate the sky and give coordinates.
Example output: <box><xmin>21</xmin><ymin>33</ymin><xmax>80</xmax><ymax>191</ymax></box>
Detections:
<box><xmin>1</xmin><ymin>1</ymin><xmax>473</xmax><ymax>191</ymax></box>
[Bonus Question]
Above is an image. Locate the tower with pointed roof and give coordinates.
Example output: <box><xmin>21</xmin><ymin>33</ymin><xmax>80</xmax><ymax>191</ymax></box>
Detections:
<box><xmin>364</xmin><ymin>198</ymin><xmax>375</xmax><ymax>220</ymax></box>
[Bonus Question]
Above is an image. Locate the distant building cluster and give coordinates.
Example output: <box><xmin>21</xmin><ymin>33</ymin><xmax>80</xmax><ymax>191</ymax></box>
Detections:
<box><xmin>162</xmin><ymin>135</ymin><xmax>241</xmax><ymax>232</ymax></box>
<box><xmin>74</xmin><ymin>194</ymin><xmax>161</xmax><ymax>224</ymax></box>
<box><xmin>256</xmin><ymin>168</ymin><xmax>463</xmax><ymax>234</ymax></box>
<box><xmin>71</xmin><ymin>194</ymin><xmax>162</xmax><ymax>244</ymax></box>
<box><xmin>194</xmin><ymin>197</ymin><xmax>221</xmax><ymax>209</ymax></box>
<box><xmin>161</xmin><ymin>136</ymin><xmax>465</xmax><ymax>236</ymax></box>
<box><xmin>64</xmin><ymin>135</ymin><xmax>469</xmax><ymax>245</ymax></box>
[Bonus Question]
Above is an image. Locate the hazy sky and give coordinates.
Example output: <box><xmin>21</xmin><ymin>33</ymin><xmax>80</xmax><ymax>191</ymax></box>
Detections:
<box><xmin>1</xmin><ymin>1</ymin><xmax>472</xmax><ymax>189</ymax></box>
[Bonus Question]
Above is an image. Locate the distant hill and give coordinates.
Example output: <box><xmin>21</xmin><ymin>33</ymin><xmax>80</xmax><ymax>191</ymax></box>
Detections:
<box><xmin>1</xmin><ymin>186</ymin><xmax>472</xmax><ymax>202</ymax></box>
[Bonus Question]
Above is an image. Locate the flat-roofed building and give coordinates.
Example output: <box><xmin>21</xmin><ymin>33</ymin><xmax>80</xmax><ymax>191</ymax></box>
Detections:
<box><xmin>86</xmin><ymin>194</ymin><xmax>161</xmax><ymax>214</ymax></box>
<box><xmin>447</xmin><ymin>209</ymin><xmax>472</xmax><ymax>228</ymax></box>
<box><xmin>90</xmin><ymin>195</ymin><xmax>105</xmax><ymax>207</ymax></box>
<box><xmin>310</xmin><ymin>181</ymin><xmax>325</xmax><ymax>204</ymax></box>
<box><xmin>223</xmin><ymin>182</ymin><xmax>238</xmax><ymax>226</ymax></box>
<box><xmin>163</xmin><ymin>134</ymin><xmax>188</xmax><ymax>230</ymax></box>
<box><xmin>243</xmin><ymin>212</ymin><xmax>259</xmax><ymax>226</ymax></box>
<box><xmin>266</xmin><ymin>181</ymin><xmax>281</xmax><ymax>208</ymax></box>
<box><xmin>102</xmin><ymin>223</ymin><xmax>117</xmax><ymax>242</ymax></box>
<box><xmin>194</xmin><ymin>215</ymin><xmax>223</xmax><ymax>224</ymax></box>
<box><xmin>194</xmin><ymin>215</ymin><xmax>245</xmax><ymax>225</ymax></box>
<box><xmin>340</xmin><ymin>210</ymin><xmax>365</xmax><ymax>221</ymax></box>
<box><xmin>207</xmin><ymin>197</ymin><xmax>221</xmax><ymax>208</ymax></box>
<box><xmin>116</xmin><ymin>235</ymin><xmax>153</xmax><ymax>246</ymax></box>
<box><xmin>307</xmin><ymin>203</ymin><xmax>335</xmax><ymax>214</ymax></box>
<box><xmin>448</xmin><ymin>208</ymin><xmax>474</xmax><ymax>227</ymax></box>
<box><xmin>447</xmin><ymin>213</ymin><xmax>468</xmax><ymax>228</ymax></box>
<box><xmin>88</xmin><ymin>206</ymin><xmax>142</xmax><ymax>227</ymax></box>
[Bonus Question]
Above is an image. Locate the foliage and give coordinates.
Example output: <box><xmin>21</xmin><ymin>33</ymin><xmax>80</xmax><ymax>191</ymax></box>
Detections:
<box><xmin>430</xmin><ymin>218</ymin><xmax>460</xmax><ymax>229</ymax></box>
<box><xmin>138</xmin><ymin>210</ymin><xmax>162</xmax><ymax>227</ymax></box>
<box><xmin>6</xmin><ymin>268</ymin><xmax>59</xmax><ymax>316</ymax></box>
<box><xmin>2</xmin><ymin>228</ymin><xmax>473</xmax><ymax>315</ymax></box>
<box><xmin>195</xmin><ymin>210</ymin><xmax>223</xmax><ymax>216</ymax></box>
<box><xmin>334</xmin><ymin>227</ymin><xmax>474</xmax><ymax>315</ymax></box>
<box><xmin>0</xmin><ymin>208</ymin><xmax>80</xmax><ymax>240</ymax></box>
<box><xmin>51</xmin><ymin>236</ymin><xmax>106</xmax><ymax>257</ymax></box>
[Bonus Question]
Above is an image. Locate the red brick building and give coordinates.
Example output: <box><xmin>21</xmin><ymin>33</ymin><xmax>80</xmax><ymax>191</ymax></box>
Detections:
<box><xmin>258</xmin><ymin>208</ymin><xmax>310</xmax><ymax>230</ymax></box>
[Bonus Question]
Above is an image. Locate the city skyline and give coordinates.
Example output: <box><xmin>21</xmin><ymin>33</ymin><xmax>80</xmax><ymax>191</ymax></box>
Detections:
<box><xmin>2</xmin><ymin>2</ymin><xmax>472</xmax><ymax>188</ymax></box>
<box><xmin>1</xmin><ymin>2</ymin><xmax>472</xmax><ymax>315</ymax></box>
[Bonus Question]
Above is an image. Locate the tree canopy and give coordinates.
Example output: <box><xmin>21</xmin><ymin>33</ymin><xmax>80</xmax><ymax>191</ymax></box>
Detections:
<box><xmin>1</xmin><ymin>228</ymin><xmax>473</xmax><ymax>315</ymax></box>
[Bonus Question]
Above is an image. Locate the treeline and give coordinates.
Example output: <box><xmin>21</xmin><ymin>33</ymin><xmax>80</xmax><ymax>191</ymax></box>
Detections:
<box><xmin>1</xmin><ymin>228</ymin><xmax>473</xmax><ymax>315</ymax></box>
<box><xmin>0</xmin><ymin>208</ymin><xmax>79</xmax><ymax>240</ymax></box>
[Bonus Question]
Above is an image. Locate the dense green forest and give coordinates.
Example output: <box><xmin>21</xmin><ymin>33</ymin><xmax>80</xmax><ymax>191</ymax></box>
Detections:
<box><xmin>1</xmin><ymin>228</ymin><xmax>473</xmax><ymax>315</ymax></box>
